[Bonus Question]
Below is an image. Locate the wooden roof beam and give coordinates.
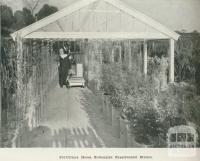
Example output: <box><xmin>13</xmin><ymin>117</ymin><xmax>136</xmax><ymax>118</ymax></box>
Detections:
<box><xmin>56</xmin><ymin>20</ymin><xmax>65</xmax><ymax>32</ymax></box>
<box><xmin>104</xmin><ymin>0</ymin><xmax>180</xmax><ymax>40</ymax></box>
<box><xmin>11</xmin><ymin>0</ymin><xmax>99</xmax><ymax>40</ymax></box>
<box><xmin>24</xmin><ymin>32</ymin><xmax>170</xmax><ymax>39</ymax></box>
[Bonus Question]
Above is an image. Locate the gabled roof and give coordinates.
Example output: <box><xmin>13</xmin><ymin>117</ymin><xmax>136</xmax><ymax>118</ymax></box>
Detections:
<box><xmin>11</xmin><ymin>0</ymin><xmax>180</xmax><ymax>40</ymax></box>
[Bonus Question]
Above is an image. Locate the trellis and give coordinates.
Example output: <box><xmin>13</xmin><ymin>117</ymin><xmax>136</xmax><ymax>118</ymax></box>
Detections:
<box><xmin>11</xmin><ymin>0</ymin><xmax>179</xmax><ymax>84</ymax></box>
<box><xmin>78</xmin><ymin>39</ymin><xmax>145</xmax><ymax>91</ymax></box>
<box><xmin>10</xmin><ymin>37</ymin><xmax>58</xmax><ymax>147</ymax></box>
<box><xmin>1</xmin><ymin>39</ymin><xmax>17</xmax><ymax>147</ymax></box>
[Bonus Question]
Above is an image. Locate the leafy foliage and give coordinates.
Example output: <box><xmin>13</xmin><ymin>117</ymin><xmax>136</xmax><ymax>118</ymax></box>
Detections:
<box><xmin>130</xmin><ymin>107</ymin><xmax>163</xmax><ymax>145</ymax></box>
<box><xmin>101</xmin><ymin>64</ymin><xmax>115</xmax><ymax>95</ymax></box>
<box><xmin>1</xmin><ymin>5</ymin><xmax>15</xmax><ymax>36</ymax></box>
<box><xmin>101</xmin><ymin>63</ymin><xmax>127</xmax><ymax>108</ymax></box>
<box><xmin>148</xmin><ymin>33</ymin><xmax>200</xmax><ymax>94</ymax></box>
<box><xmin>1</xmin><ymin>3</ymin><xmax>58</xmax><ymax>38</ymax></box>
<box><xmin>148</xmin><ymin>40</ymin><xmax>169</xmax><ymax>58</ymax></box>
<box><xmin>22</xmin><ymin>8</ymin><xmax>35</xmax><ymax>26</ymax></box>
<box><xmin>36</xmin><ymin>4</ymin><xmax>58</xmax><ymax>20</ymax></box>
<box><xmin>13</xmin><ymin>10</ymin><xmax>26</xmax><ymax>30</ymax></box>
<box><xmin>1</xmin><ymin>5</ymin><xmax>14</xmax><ymax>27</ymax></box>
<box><xmin>102</xmin><ymin>46</ymin><xmax>200</xmax><ymax>146</ymax></box>
<box><xmin>175</xmin><ymin>33</ymin><xmax>195</xmax><ymax>82</ymax></box>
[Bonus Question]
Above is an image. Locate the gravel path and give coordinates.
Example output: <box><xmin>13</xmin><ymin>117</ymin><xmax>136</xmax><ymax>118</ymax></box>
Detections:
<box><xmin>17</xmin><ymin>85</ymin><xmax>107</xmax><ymax>147</ymax></box>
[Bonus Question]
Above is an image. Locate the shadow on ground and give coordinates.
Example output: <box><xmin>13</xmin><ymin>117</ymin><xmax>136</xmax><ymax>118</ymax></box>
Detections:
<box><xmin>79</xmin><ymin>89</ymin><xmax>120</xmax><ymax>148</ymax></box>
<box><xmin>14</xmin><ymin>125</ymin><xmax>102</xmax><ymax>148</ymax></box>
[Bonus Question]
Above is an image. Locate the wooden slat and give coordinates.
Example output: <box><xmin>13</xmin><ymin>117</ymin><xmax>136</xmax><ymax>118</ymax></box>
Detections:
<box><xmin>169</xmin><ymin>39</ymin><xmax>175</xmax><ymax>82</ymax></box>
<box><xmin>24</xmin><ymin>32</ymin><xmax>169</xmax><ymax>39</ymax></box>
<box><xmin>11</xmin><ymin>0</ymin><xmax>99</xmax><ymax>40</ymax></box>
<box><xmin>81</xmin><ymin>9</ymin><xmax>120</xmax><ymax>13</ymax></box>
<box><xmin>143</xmin><ymin>40</ymin><xmax>148</xmax><ymax>75</ymax></box>
<box><xmin>104</xmin><ymin>0</ymin><xmax>180</xmax><ymax>40</ymax></box>
<box><xmin>56</xmin><ymin>20</ymin><xmax>65</xmax><ymax>32</ymax></box>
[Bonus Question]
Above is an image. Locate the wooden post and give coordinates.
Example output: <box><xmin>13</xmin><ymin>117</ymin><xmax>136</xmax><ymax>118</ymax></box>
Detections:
<box><xmin>111</xmin><ymin>42</ymin><xmax>115</xmax><ymax>63</ymax></box>
<box><xmin>143</xmin><ymin>40</ymin><xmax>148</xmax><ymax>75</ymax></box>
<box><xmin>128</xmin><ymin>40</ymin><xmax>132</xmax><ymax>70</ymax></box>
<box><xmin>111</xmin><ymin>48</ymin><xmax>114</xmax><ymax>62</ymax></box>
<box><xmin>16</xmin><ymin>33</ymin><xmax>23</xmax><ymax>128</ymax></box>
<box><xmin>169</xmin><ymin>39</ymin><xmax>175</xmax><ymax>83</ymax></box>
<box><xmin>0</xmin><ymin>23</ymin><xmax>1</xmax><ymax>128</ymax></box>
<box><xmin>119</xmin><ymin>45</ymin><xmax>122</xmax><ymax>63</ymax></box>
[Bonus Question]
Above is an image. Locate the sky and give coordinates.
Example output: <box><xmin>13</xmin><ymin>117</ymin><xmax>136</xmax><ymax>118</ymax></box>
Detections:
<box><xmin>1</xmin><ymin>0</ymin><xmax>200</xmax><ymax>32</ymax></box>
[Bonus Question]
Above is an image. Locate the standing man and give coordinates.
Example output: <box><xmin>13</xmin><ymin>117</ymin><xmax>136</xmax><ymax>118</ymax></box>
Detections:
<box><xmin>59</xmin><ymin>42</ymin><xmax>70</xmax><ymax>87</ymax></box>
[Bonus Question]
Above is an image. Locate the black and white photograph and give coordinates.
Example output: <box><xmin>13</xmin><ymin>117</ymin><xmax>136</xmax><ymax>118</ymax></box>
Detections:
<box><xmin>0</xmin><ymin>0</ymin><xmax>200</xmax><ymax>160</ymax></box>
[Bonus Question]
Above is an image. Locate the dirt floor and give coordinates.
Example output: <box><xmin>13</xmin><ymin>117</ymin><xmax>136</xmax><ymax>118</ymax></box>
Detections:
<box><xmin>16</xmin><ymin>85</ymin><xmax>120</xmax><ymax>148</ymax></box>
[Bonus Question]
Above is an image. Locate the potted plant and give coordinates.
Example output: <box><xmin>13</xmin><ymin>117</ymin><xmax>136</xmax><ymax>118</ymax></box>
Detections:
<box><xmin>108</xmin><ymin>63</ymin><xmax>124</xmax><ymax>126</ymax></box>
<box><xmin>119</xmin><ymin>74</ymin><xmax>159</xmax><ymax>147</ymax></box>
<box><xmin>100</xmin><ymin>64</ymin><xmax>114</xmax><ymax>121</ymax></box>
<box><xmin>110</xmin><ymin>88</ymin><xmax>125</xmax><ymax>138</ymax></box>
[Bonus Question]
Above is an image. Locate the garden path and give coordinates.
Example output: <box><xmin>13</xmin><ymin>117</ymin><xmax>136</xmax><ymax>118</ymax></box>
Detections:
<box><xmin>16</xmin><ymin>85</ymin><xmax>120</xmax><ymax>147</ymax></box>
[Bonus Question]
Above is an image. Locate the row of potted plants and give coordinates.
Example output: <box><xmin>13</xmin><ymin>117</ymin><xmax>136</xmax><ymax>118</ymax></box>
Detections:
<box><xmin>99</xmin><ymin>59</ymin><xmax>192</xmax><ymax>147</ymax></box>
<box><xmin>100</xmin><ymin>63</ymin><xmax>139</xmax><ymax>147</ymax></box>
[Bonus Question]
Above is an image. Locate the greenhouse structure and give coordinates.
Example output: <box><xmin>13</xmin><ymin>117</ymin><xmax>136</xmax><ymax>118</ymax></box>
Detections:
<box><xmin>7</xmin><ymin>0</ymin><xmax>180</xmax><ymax>147</ymax></box>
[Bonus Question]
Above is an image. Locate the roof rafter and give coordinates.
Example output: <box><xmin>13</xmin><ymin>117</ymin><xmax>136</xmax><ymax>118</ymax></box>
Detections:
<box><xmin>56</xmin><ymin>20</ymin><xmax>65</xmax><ymax>32</ymax></box>
<box><xmin>11</xmin><ymin>0</ymin><xmax>180</xmax><ymax>40</ymax></box>
<box><xmin>104</xmin><ymin>0</ymin><xmax>179</xmax><ymax>40</ymax></box>
<box><xmin>79</xmin><ymin>1</ymin><xmax>99</xmax><ymax>31</ymax></box>
<box><xmin>11</xmin><ymin>0</ymin><xmax>99</xmax><ymax>40</ymax></box>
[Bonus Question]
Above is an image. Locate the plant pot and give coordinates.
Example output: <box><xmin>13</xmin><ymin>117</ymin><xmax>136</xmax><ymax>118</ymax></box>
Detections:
<box><xmin>95</xmin><ymin>79</ymin><xmax>101</xmax><ymax>91</ymax></box>
<box><xmin>112</xmin><ymin>106</ymin><xmax>121</xmax><ymax>138</ymax></box>
<box><xmin>103</xmin><ymin>94</ymin><xmax>112</xmax><ymax>124</ymax></box>
<box><xmin>102</xmin><ymin>94</ymin><xmax>109</xmax><ymax>118</ymax></box>
<box><xmin>126</xmin><ymin>123</ymin><xmax>133</xmax><ymax>147</ymax></box>
<box><xmin>100</xmin><ymin>92</ymin><xmax>104</xmax><ymax>113</ymax></box>
<box><xmin>106</xmin><ymin>97</ymin><xmax>112</xmax><ymax>125</ymax></box>
<box><xmin>120</xmin><ymin>117</ymin><xmax>131</xmax><ymax>147</ymax></box>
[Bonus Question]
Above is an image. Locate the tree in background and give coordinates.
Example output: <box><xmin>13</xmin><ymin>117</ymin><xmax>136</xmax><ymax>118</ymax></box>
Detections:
<box><xmin>175</xmin><ymin>33</ymin><xmax>195</xmax><ymax>82</ymax></box>
<box><xmin>1</xmin><ymin>5</ymin><xmax>15</xmax><ymax>36</ymax></box>
<box><xmin>148</xmin><ymin>31</ymin><xmax>200</xmax><ymax>94</ymax></box>
<box><xmin>36</xmin><ymin>4</ymin><xmax>58</xmax><ymax>21</ymax></box>
<box><xmin>195</xmin><ymin>63</ymin><xmax>200</xmax><ymax>94</ymax></box>
<box><xmin>13</xmin><ymin>10</ymin><xmax>26</xmax><ymax>30</ymax></box>
<box><xmin>22</xmin><ymin>8</ymin><xmax>35</xmax><ymax>26</ymax></box>
<box><xmin>175</xmin><ymin>31</ymin><xmax>200</xmax><ymax>94</ymax></box>
<box><xmin>190</xmin><ymin>31</ymin><xmax>200</xmax><ymax>94</ymax></box>
<box><xmin>22</xmin><ymin>0</ymin><xmax>42</xmax><ymax>15</ymax></box>
<box><xmin>1</xmin><ymin>3</ymin><xmax>58</xmax><ymax>36</ymax></box>
<box><xmin>13</xmin><ymin>8</ymin><xmax>35</xmax><ymax>30</ymax></box>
